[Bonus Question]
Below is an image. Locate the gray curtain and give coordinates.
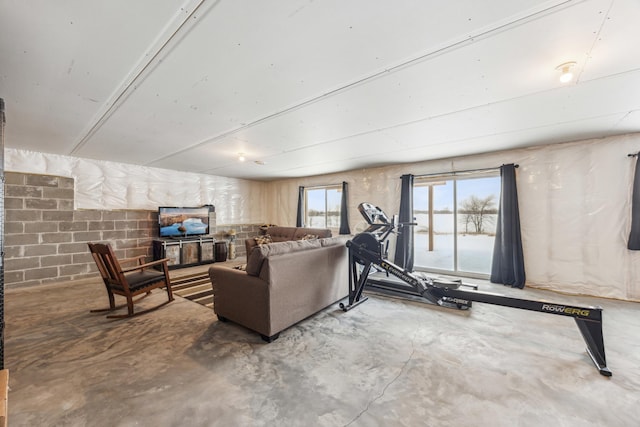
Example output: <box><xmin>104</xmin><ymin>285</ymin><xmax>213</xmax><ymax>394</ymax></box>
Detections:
<box><xmin>394</xmin><ymin>174</ymin><xmax>414</xmax><ymax>270</ymax></box>
<box><xmin>296</xmin><ymin>186</ymin><xmax>305</xmax><ymax>227</ymax></box>
<box><xmin>628</xmin><ymin>154</ymin><xmax>640</xmax><ymax>249</ymax></box>
<box><xmin>339</xmin><ymin>181</ymin><xmax>351</xmax><ymax>235</ymax></box>
<box><xmin>490</xmin><ymin>164</ymin><xmax>526</xmax><ymax>288</ymax></box>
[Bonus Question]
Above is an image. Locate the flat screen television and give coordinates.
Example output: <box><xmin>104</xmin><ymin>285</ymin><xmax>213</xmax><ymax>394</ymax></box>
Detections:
<box><xmin>158</xmin><ymin>206</ymin><xmax>210</xmax><ymax>238</ymax></box>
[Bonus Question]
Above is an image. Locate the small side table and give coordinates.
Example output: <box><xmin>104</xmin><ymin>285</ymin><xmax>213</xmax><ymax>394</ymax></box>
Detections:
<box><xmin>214</xmin><ymin>241</ymin><xmax>228</xmax><ymax>262</ymax></box>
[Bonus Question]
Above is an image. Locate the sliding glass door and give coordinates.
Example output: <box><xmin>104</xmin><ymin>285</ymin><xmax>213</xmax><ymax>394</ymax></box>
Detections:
<box><xmin>413</xmin><ymin>172</ymin><xmax>500</xmax><ymax>277</ymax></box>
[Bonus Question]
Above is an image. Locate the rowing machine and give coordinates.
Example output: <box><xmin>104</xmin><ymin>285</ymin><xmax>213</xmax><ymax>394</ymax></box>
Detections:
<box><xmin>341</xmin><ymin>202</ymin><xmax>611</xmax><ymax>376</ymax></box>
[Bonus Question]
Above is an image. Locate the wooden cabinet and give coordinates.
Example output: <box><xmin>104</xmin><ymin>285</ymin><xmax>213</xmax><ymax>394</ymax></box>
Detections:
<box><xmin>152</xmin><ymin>237</ymin><xmax>216</xmax><ymax>269</ymax></box>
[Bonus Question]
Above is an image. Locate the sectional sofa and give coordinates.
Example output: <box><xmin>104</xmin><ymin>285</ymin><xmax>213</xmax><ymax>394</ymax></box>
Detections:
<box><xmin>209</xmin><ymin>232</ymin><xmax>350</xmax><ymax>341</ymax></box>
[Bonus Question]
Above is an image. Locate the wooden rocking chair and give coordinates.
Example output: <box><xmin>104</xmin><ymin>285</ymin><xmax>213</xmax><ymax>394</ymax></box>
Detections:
<box><xmin>88</xmin><ymin>243</ymin><xmax>174</xmax><ymax>319</ymax></box>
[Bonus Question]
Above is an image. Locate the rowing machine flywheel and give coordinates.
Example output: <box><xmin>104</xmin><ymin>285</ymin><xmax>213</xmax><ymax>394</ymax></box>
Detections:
<box><xmin>351</xmin><ymin>232</ymin><xmax>383</xmax><ymax>261</ymax></box>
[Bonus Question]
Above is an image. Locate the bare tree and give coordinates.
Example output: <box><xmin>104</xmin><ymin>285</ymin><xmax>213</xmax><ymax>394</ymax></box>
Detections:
<box><xmin>459</xmin><ymin>195</ymin><xmax>496</xmax><ymax>234</ymax></box>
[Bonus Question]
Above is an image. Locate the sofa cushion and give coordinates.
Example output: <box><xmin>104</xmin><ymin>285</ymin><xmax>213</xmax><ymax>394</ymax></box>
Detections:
<box><xmin>245</xmin><ymin>239</ymin><xmax>323</xmax><ymax>276</ymax></box>
<box><xmin>265</xmin><ymin>227</ymin><xmax>298</xmax><ymax>242</ymax></box>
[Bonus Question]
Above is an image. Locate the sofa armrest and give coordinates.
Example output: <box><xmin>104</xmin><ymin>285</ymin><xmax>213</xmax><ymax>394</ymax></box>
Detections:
<box><xmin>208</xmin><ymin>266</ymin><xmax>272</xmax><ymax>336</ymax></box>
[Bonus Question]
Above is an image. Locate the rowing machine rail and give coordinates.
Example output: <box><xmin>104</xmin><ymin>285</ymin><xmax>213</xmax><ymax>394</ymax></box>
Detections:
<box><xmin>341</xmin><ymin>203</ymin><xmax>611</xmax><ymax>377</ymax></box>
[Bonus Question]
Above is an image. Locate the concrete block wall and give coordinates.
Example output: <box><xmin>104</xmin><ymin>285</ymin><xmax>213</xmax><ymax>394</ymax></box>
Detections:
<box><xmin>4</xmin><ymin>172</ymin><xmax>159</xmax><ymax>288</ymax></box>
<box><xmin>213</xmin><ymin>224</ymin><xmax>264</xmax><ymax>262</ymax></box>
<box><xmin>4</xmin><ymin>171</ymin><xmax>263</xmax><ymax>289</ymax></box>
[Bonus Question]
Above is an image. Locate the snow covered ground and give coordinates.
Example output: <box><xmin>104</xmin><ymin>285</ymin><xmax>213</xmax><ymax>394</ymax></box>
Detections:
<box><xmin>414</xmin><ymin>233</ymin><xmax>494</xmax><ymax>274</ymax></box>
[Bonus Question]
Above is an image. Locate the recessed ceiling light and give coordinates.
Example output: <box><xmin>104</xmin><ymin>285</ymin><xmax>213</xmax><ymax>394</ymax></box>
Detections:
<box><xmin>238</xmin><ymin>152</ymin><xmax>246</xmax><ymax>162</ymax></box>
<box><xmin>254</xmin><ymin>160</ymin><xmax>266</xmax><ymax>165</ymax></box>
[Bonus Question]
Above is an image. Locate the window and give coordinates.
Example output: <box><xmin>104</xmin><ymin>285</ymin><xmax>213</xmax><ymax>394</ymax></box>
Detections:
<box><xmin>305</xmin><ymin>185</ymin><xmax>342</xmax><ymax>230</ymax></box>
<box><xmin>413</xmin><ymin>171</ymin><xmax>500</xmax><ymax>277</ymax></box>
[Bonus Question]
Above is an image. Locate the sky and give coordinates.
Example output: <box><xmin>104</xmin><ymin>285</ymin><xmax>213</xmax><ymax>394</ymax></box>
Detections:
<box><xmin>305</xmin><ymin>177</ymin><xmax>500</xmax><ymax>214</ymax></box>
<box><xmin>414</xmin><ymin>176</ymin><xmax>501</xmax><ymax>211</ymax></box>
<box><xmin>307</xmin><ymin>187</ymin><xmax>341</xmax><ymax>211</ymax></box>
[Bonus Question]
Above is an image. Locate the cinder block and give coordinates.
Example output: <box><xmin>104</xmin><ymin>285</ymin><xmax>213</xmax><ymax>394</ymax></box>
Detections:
<box><xmin>126</xmin><ymin>210</ymin><xmax>153</xmax><ymax>220</ymax></box>
<box><xmin>41</xmin><ymin>254</ymin><xmax>73</xmax><ymax>267</ymax></box>
<box><xmin>41</xmin><ymin>232</ymin><xmax>74</xmax><ymax>244</ymax></box>
<box><xmin>88</xmin><ymin>221</ymin><xmax>114</xmax><ymax>231</ymax></box>
<box><xmin>114</xmin><ymin>220</ymin><xmax>138</xmax><ymax>230</ymax></box>
<box><xmin>3</xmin><ymin>246</ymin><xmax>24</xmax><ymax>258</ymax></box>
<box><xmin>25</xmin><ymin>267</ymin><xmax>59</xmax><ymax>281</ymax></box>
<box><xmin>73</xmin><ymin>252</ymin><xmax>94</xmax><ymax>264</ymax></box>
<box><xmin>59</xmin><ymin>242</ymin><xmax>92</xmax><ymax>254</ymax></box>
<box><xmin>24</xmin><ymin>244</ymin><xmax>58</xmax><ymax>257</ymax></box>
<box><xmin>4</xmin><ymin>172</ymin><xmax>25</xmax><ymax>185</ymax></box>
<box><xmin>5</xmin><ymin>256</ymin><xmax>40</xmax><ymax>271</ymax></box>
<box><xmin>43</xmin><ymin>211</ymin><xmax>74</xmax><ymax>221</ymax></box>
<box><xmin>112</xmin><ymin>240</ymin><xmax>137</xmax><ymax>250</ymax></box>
<box><xmin>4</xmin><ymin>197</ymin><xmax>24</xmax><ymax>209</ymax></box>
<box><xmin>127</xmin><ymin>229</ymin><xmax>152</xmax><ymax>239</ymax></box>
<box><xmin>3</xmin><ymin>271</ymin><xmax>25</xmax><ymax>284</ymax></box>
<box><xmin>103</xmin><ymin>211</ymin><xmax>128</xmax><ymax>220</ymax></box>
<box><xmin>73</xmin><ymin>231</ymin><xmax>103</xmax><ymax>242</ymax></box>
<box><xmin>58</xmin><ymin>177</ymin><xmax>75</xmax><ymax>189</ymax></box>
<box><xmin>5</xmin><ymin>186</ymin><xmax>42</xmax><ymax>198</ymax></box>
<box><xmin>4</xmin><ymin>222</ymin><xmax>24</xmax><ymax>234</ymax></box>
<box><xmin>60</xmin><ymin>221</ymin><xmax>88</xmax><ymax>232</ymax></box>
<box><xmin>25</xmin><ymin>198</ymin><xmax>58</xmax><ymax>210</ymax></box>
<box><xmin>25</xmin><ymin>222</ymin><xmax>58</xmax><ymax>233</ymax></box>
<box><xmin>4</xmin><ymin>233</ymin><xmax>39</xmax><ymax>246</ymax></box>
<box><xmin>74</xmin><ymin>210</ymin><xmax>103</xmax><ymax>221</ymax></box>
<box><xmin>137</xmin><ymin>220</ymin><xmax>156</xmax><ymax>230</ymax></box>
<box><xmin>42</xmin><ymin>187</ymin><xmax>74</xmax><ymax>200</ymax></box>
<box><xmin>101</xmin><ymin>231</ymin><xmax>127</xmax><ymax>241</ymax></box>
<box><xmin>6</xmin><ymin>210</ymin><xmax>40</xmax><ymax>222</ymax></box>
<box><xmin>25</xmin><ymin>174</ymin><xmax>61</xmax><ymax>187</ymax></box>
<box><xmin>58</xmin><ymin>199</ymin><xmax>74</xmax><ymax>211</ymax></box>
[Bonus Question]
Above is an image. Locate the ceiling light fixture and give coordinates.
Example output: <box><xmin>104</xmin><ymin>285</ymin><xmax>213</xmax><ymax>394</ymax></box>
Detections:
<box><xmin>556</xmin><ymin>61</ymin><xmax>576</xmax><ymax>83</ymax></box>
<box><xmin>238</xmin><ymin>152</ymin><xmax>246</xmax><ymax>162</ymax></box>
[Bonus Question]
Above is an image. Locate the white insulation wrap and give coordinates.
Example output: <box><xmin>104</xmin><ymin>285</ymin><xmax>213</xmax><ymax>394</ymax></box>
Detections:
<box><xmin>7</xmin><ymin>133</ymin><xmax>640</xmax><ymax>300</ymax></box>
<box><xmin>265</xmin><ymin>134</ymin><xmax>640</xmax><ymax>301</ymax></box>
<box><xmin>6</xmin><ymin>148</ymin><xmax>267</xmax><ymax>225</ymax></box>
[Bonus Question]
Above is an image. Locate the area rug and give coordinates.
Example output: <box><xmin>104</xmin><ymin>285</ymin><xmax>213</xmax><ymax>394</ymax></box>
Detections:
<box><xmin>171</xmin><ymin>272</ymin><xmax>213</xmax><ymax>309</ymax></box>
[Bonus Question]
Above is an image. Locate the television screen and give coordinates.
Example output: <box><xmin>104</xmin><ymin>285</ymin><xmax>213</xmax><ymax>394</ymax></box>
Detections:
<box><xmin>158</xmin><ymin>206</ymin><xmax>210</xmax><ymax>238</ymax></box>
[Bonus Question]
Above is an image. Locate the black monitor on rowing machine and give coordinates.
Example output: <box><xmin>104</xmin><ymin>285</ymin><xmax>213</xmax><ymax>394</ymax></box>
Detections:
<box><xmin>357</xmin><ymin>202</ymin><xmax>397</xmax><ymax>241</ymax></box>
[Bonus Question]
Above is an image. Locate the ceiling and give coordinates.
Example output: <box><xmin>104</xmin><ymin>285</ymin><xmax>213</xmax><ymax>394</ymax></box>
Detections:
<box><xmin>2</xmin><ymin>0</ymin><xmax>640</xmax><ymax>181</ymax></box>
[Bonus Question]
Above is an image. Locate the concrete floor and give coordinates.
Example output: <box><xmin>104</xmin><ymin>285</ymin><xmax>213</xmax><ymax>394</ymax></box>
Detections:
<box><xmin>5</xmin><ymin>268</ymin><xmax>640</xmax><ymax>427</ymax></box>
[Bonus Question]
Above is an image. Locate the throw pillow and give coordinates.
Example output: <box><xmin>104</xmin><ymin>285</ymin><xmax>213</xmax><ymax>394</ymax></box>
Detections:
<box><xmin>301</xmin><ymin>234</ymin><xmax>318</xmax><ymax>240</ymax></box>
<box><xmin>246</xmin><ymin>247</ymin><xmax>267</xmax><ymax>276</ymax></box>
<box><xmin>254</xmin><ymin>234</ymin><xmax>273</xmax><ymax>245</ymax></box>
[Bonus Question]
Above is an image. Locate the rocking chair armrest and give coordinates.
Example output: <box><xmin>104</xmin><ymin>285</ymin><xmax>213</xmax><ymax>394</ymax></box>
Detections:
<box><xmin>121</xmin><ymin>258</ymin><xmax>170</xmax><ymax>273</ymax></box>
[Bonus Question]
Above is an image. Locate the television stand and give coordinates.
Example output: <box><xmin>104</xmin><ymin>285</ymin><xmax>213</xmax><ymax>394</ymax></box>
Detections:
<box><xmin>152</xmin><ymin>236</ymin><xmax>216</xmax><ymax>269</ymax></box>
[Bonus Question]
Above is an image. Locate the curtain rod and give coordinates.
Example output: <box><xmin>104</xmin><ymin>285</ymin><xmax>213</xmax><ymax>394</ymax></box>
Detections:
<box><xmin>302</xmin><ymin>182</ymin><xmax>346</xmax><ymax>190</ymax></box>
<box><xmin>414</xmin><ymin>164</ymin><xmax>518</xmax><ymax>179</ymax></box>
